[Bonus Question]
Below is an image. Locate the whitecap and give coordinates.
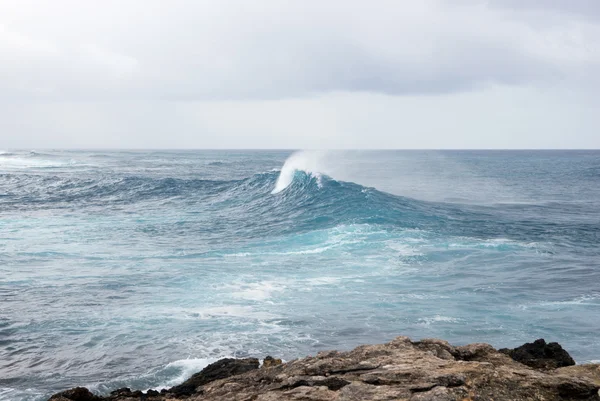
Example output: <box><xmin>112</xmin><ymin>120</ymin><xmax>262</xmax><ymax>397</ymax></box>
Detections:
<box><xmin>304</xmin><ymin>277</ymin><xmax>341</xmax><ymax>286</ymax></box>
<box><xmin>445</xmin><ymin>237</ymin><xmax>541</xmax><ymax>251</ymax></box>
<box><xmin>526</xmin><ymin>295</ymin><xmax>599</xmax><ymax>309</ymax></box>
<box><xmin>189</xmin><ymin>305</ymin><xmax>276</xmax><ymax>320</ymax></box>
<box><xmin>272</xmin><ymin>150</ymin><xmax>328</xmax><ymax>194</ymax></box>
<box><xmin>224</xmin><ymin>281</ymin><xmax>286</xmax><ymax>301</ymax></box>
<box><xmin>150</xmin><ymin>357</ymin><xmax>221</xmax><ymax>390</ymax></box>
<box><xmin>418</xmin><ymin>315</ymin><xmax>461</xmax><ymax>325</ymax></box>
<box><xmin>0</xmin><ymin>156</ymin><xmax>74</xmax><ymax>169</ymax></box>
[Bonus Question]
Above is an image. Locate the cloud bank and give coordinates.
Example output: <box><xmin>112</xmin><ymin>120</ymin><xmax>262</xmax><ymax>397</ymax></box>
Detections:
<box><xmin>2</xmin><ymin>0</ymin><xmax>599</xmax><ymax>100</ymax></box>
<box><xmin>0</xmin><ymin>0</ymin><xmax>599</xmax><ymax>148</ymax></box>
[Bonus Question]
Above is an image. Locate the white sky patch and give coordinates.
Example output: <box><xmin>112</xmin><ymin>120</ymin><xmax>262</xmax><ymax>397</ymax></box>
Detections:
<box><xmin>79</xmin><ymin>44</ymin><xmax>139</xmax><ymax>78</ymax></box>
<box><xmin>0</xmin><ymin>0</ymin><xmax>598</xmax><ymax>148</ymax></box>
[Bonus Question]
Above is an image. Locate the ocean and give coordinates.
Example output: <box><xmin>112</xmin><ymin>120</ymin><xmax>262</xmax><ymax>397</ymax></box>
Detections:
<box><xmin>1</xmin><ymin>149</ymin><xmax>599</xmax><ymax>400</ymax></box>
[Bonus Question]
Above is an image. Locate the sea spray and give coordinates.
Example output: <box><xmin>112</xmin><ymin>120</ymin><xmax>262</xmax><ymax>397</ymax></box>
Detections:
<box><xmin>272</xmin><ymin>150</ymin><xmax>330</xmax><ymax>194</ymax></box>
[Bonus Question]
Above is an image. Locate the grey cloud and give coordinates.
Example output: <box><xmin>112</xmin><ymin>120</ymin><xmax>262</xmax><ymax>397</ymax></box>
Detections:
<box><xmin>487</xmin><ymin>0</ymin><xmax>600</xmax><ymax>19</ymax></box>
<box><xmin>0</xmin><ymin>0</ymin><xmax>599</xmax><ymax>101</ymax></box>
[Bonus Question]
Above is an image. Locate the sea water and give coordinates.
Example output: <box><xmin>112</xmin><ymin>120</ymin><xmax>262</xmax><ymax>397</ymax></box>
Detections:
<box><xmin>1</xmin><ymin>150</ymin><xmax>599</xmax><ymax>400</ymax></box>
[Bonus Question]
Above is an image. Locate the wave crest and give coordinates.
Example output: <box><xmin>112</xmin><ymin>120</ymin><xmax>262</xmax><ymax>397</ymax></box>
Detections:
<box><xmin>272</xmin><ymin>151</ymin><xmax>328</xmax><ymax>194</ymax></box>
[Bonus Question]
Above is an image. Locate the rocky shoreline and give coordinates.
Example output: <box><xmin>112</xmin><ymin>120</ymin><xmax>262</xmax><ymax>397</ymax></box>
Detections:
<box><xmin>49</xmin><ymin>337</ymin><xmax>600</xmax><ymax>401</ymax></box>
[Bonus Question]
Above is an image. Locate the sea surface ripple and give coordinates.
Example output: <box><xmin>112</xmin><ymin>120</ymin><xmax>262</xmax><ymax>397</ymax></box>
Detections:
<box><xmin>1</xmin><ymin>150</ymin><xmax>599</xmax><ymax>400</ymax></box>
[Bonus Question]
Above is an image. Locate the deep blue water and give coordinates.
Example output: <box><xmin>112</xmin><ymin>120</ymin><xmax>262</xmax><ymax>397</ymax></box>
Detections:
<box><xmin>1</xmin><ymin>149</ymin><xmax>599</xmax><ymax>400</ymax></box>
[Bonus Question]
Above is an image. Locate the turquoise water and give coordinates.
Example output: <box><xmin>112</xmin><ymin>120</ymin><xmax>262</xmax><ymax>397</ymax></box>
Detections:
<box><xmin>1</xmin><ymin>150</ymin><xmax>599</xmax><ymax>400</ymax></box>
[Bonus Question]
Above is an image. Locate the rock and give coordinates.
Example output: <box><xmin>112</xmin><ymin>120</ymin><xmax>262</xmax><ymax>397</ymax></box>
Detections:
<box><xmin>47</xmin><ymin>337</ymin><xmax>600</xmax><ymax>401</ymax></box>
<box><xmin>499</xmin><ymin>338</ymin><xmax>576</xmax><ymax>369</ymax></box>
<box><xmin>556</xmin><ymin>379</ymin><xmax>600</xmax><ymax>399</ymax></box>
<box><xmin>453</xmin><ymin>342</ymin><xmax>497</xmax><ymax>361</ymax></box>
<box><xmin>263</xmin><ymin>355</ymin><xmax>283</xmax><ymax>368</ymax></box>
<box><xmin>49</xmin><ymin>387</ymin><xmax>101</xmax><ymax>401</ymax></box>
<box><xmin>109</xmin><ymin>388</ymin><xmax>131</xmax><ymax>397</ymax></box>
<box><xmin>168</xmin><ymin>357</ymin><xmax>259</xmax><ymax>396</ymax></box>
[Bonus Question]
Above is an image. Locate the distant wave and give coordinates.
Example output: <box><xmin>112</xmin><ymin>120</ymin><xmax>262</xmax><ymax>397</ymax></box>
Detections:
<box><xmin>0</xmin><ymin>167</ymin><xmax>436</xmax><ymax>237</ymax></box>
<box><xmin>2</xmin><ymin>159</ymin><xmax>594</xmax><ymax>247</ymax></box>
<box><xmin>0</xmin><ymin>150</ymin><xmax>74</xmax><ymax>170</ymax></box>
<box><xmin>0</xmin><ymin>157</ymin><xmax>73</xmax><ymax>169</ymax></box>
<box><xmin>206</xmin><ymin>161</ymin><xmax>227</xmax><ymax>166</ymax></box>
<box><xmin>27</xmin><ymin>150</ymin><xmax>59</xmax><ymax>158</ymax></box>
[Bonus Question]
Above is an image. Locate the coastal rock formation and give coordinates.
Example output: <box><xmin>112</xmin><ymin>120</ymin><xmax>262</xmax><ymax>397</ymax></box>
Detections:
<box><xmin>49</xmin><ymin>387</ymin><xmax>101</xmax><ymax>401</ymax></box>
<box><xmin>262</xmin><ymin>356</ymin><xmax>283</xmax><ymax>368</ymax></box>
<box><xmin>499</xmin><ymin>338</ymin><xmax>576</xmax><ymax>369</ymax></box>
<box><xmin>169</xmin><ymin>358</ymin><xmax>260</xmax><ymax>396</ymax></box>
<box><xmin>48</xmin><ymin>337</ymin><xmax>600</xmax><ymax>401</ymax></box>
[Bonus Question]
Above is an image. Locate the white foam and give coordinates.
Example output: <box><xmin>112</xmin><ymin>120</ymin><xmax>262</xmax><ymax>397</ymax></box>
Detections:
<box><xmin>226</xmin><ymin>281</ymin><xmax>286</xmax><ymax>301</ymax></box>
<box><xmin>445</xmin><ymin>237</ymin><xmax>540</xmax><ymax>250</ymax></box>
<box><xmin>386</xmin><ymin>242</ymin><xmax>424</xmax><ymax>256</ymax></box>
<box><xmin>272</xmin><ymin>150</ymin><xmax>328</xmax><ymax>194</ymax></box>
<box><xmin>191</xmin><ymin>305</ymin><xmax>276</xmax><ymax>320</ymax></box>
<box><xmin>529</xmin><ymin>295</ymin><xmax>599</xmax><ymax>309</ymax></box>
<box><xmin>0</xmin><ymin>386</ymin><xmax>40</xmax><ymax>401</ymax></box>
<box><xmin>223</xmin><ymin>252</ymin><xmax>253</xmax><ymax>257</ymax></box>
<box><xmin>0</xmin><ymin>156</ymin><xmax>74</xmax><ymax>169</ymax></box>
<box><xmin>304</xmin><ymin>277</ymin><xmax>341</xmax><ymax>286</ymax></box>
<box><xmin>402</xmin><ymin>293</ymin><xmax>449</xmax><ymax>300</ymax></box>
<box><xmin>224</xmin><ymin>245</ymin><xmax>335</xmax><ymax>257</ymax></box>
<box><xmin>152</xmin><ymin>357</ymin><xmax>221</xmax><ymax>390</ymax></box>
<box><xmin>275</xmin><ymin>245</ymin><xmax>335</xmax><ymax>255</ymax></box>
<box><xmin>419</xmin><ymin>315</ymin><xmax>461</xmax><ymax>325</ymax></box>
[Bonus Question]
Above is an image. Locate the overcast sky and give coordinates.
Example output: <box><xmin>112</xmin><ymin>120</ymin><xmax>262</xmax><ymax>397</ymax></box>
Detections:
<box><xmin>1</xmin><ymin>0</ymin><xmax>599</xmax><ymax>149</ymax></box>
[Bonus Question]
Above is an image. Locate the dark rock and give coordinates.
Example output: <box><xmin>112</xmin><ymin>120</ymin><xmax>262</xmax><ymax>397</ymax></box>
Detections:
<box><xmin>168</xmin><ymin>357</ymin><xmax>259</xmax><ymax>396</ymax></box>
<box><xmin>47</xmin><ymin>338</ymin><xmax>600</xmax><ymax>401</ymax></box>
<box><xmin>499</xmin><ymin>338</ymin><xmax>576</xmax><ymax>369</ymax></box>
<box><xmin>109</xmin><ymin>388</ymin><xmax>131</xmax><ymax>397</ymax></box>
<box><xmin>280</xmin><ymin>377</ymin><xmax>350</xmax><ymax>391</ymax></box>
<box><xmin>49</xmin><ymin>387</ymin><xmax>101</xmax><ymax>401</ymax></box>
<box><xmin>317</xmin><ymin>377</ymin><xmax>350</xmax><ymax>391</ymax></box>
<box><xmin>557</xmin><ymin>380</ymin><xmax>600</xmax><ymax>400</ymax></box>
<box><xmin>557</xmin><ymin>380</ymin><xmax>600</xmax><ymax>399</ymax></box>
<box><xmin>263</xmin><ymin>355</ymin><xmax>282</xmax><ymax>368</ymax></box>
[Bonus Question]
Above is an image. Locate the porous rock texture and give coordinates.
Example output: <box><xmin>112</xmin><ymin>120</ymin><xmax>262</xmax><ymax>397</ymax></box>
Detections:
<box><xmin>49</xmin><ymin>336</ymin><xmax>600</xmax><ymax>401</ymax></box>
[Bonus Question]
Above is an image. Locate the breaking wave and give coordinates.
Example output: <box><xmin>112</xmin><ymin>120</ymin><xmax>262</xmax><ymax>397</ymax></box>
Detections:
<box><xmin>272</xmin><ymin>151</ymin><xmax>328</xmax><ymax>194</ymax></box>
<box><xmin>3</xmin><ymin>150</ymin><xmax>600</xmax><ymax>400</ymax></box>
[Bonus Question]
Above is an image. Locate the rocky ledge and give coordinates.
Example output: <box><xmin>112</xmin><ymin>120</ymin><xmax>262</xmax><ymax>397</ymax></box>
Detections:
<box><xmin>50</xmin><ymin>337</ymin><xmax>600</xmax><ymax>401</ymax></box>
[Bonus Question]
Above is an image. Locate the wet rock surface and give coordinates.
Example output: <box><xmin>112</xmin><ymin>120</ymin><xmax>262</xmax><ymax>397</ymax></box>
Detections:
<box><xmin>499</xmin><ymin>338</ymin><xmax>577</xmax><ymax>369</ymax></box>
<box><xmin>48</xmin><ymin>337</ymin><xmax>600</xmax><ymax>401</ymax></box>
<box><xmin>49</xmin><ymin>387</ymin><xmax>102</xmax><ymax>401</ymax></box>
<box><xmin>169</xmin><ymin>358</ymin><xmax>259</xmax><ymax>396</ymax></box>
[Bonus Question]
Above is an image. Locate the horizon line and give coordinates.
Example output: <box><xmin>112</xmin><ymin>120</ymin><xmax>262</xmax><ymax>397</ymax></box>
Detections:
<box><xmin>2</xmin><ymin>148</ymin><xmax>600</xmax><ymax>151</ymax></box>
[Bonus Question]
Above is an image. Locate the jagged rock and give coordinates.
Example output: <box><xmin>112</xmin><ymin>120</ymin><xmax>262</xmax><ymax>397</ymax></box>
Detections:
<box><xmin>109</xmin><ymin>388</ymin><xmax>131</xmax><ymax>397</ymax></box>
<box><xmin>263</xmin><ymin>355</ymin><xmax>283</xmax><ymax>368</ymax></box>
<box><xmin>168</xmin><ymin>357</ymin><xmax>259</xmax><ymax>396</ymax></box>
<box><xmin>47</xmin><ymin>337</ymin><xmax>600</xmax><ymax>401</ymax></box>
<box><xmin>499</xmin><ymin>338</ymin><xmax>577</xmax><ymax>369</ymax></box>
<box><xmin>49</xmin><ymin>387</ymin><xmax>101</xmax><ymax>401</ymax></box>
